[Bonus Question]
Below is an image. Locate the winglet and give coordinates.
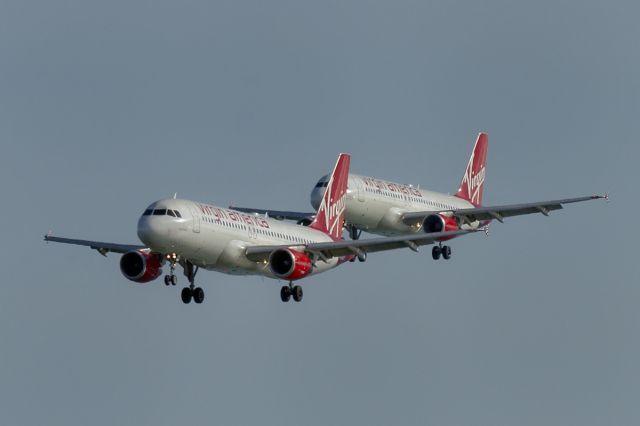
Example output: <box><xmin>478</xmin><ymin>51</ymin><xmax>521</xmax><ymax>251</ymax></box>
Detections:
<box><xmin>309</xmin><ymin>153</ymin><xmax>351</xmax><ymax>240</ymax></box>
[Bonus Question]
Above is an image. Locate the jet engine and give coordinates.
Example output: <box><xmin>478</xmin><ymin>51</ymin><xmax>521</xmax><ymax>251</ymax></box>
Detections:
<box><xmin>423</xmin><ymin>214</ymin><xmax>459</xmax><ymax>239</ymax></box>
<box><xmin>269</xmin><ymin>249</ymin><xmax>313</xmax><ymax>280</ymax></box>
<box><xmin>120</xmin><ymin>250</ymin><xmax>163</xmax><ymax>283</ymax></box>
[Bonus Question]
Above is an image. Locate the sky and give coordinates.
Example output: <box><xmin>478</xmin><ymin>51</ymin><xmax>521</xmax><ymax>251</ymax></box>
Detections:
<box><xmin>0</xmin><ymin>1</ymin><xmax>638</xmax><ymax>425</ymax></box>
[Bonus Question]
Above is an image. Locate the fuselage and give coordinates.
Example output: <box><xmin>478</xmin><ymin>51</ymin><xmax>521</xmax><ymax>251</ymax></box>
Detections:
<box><xmin>311</xmin><ymin>174</ymin><xmax>477</xmax><ymax>236</ymax></box>
<box><xmin>137</xmin><ymin>199</ymin><xmax>342</xmax><ymax>279</ymax></box>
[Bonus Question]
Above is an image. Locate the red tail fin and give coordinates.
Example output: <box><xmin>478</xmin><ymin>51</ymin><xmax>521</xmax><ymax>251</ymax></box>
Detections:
<box><xmin>455</xmin><ymin>132</ymin><xmax>488</xmax><ymax>207</ymax></box>
<box><xmin>309</xmin><ymin>153</ymin><xmax>351</xmax><ymax>240</ymax></box>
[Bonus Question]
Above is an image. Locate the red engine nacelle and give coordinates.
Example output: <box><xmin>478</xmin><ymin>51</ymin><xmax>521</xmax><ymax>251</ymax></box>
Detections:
<box><xmin>423</xmin><ymin>214</ymin><xmax>459</xmax><ymax>241</ymax></box>
<box><xmin>120</xmin><ymin>250</ymin><xmax>163</xmax><ymax>283</ymax></box>
<box><xmin>269</xmin><ymin>249</ymin><xmax>313</xmax><ymax>281</ymax></box>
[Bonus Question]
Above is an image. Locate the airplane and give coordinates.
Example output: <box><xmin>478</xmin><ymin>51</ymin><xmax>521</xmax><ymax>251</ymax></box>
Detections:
<box><xmin>232</xmin><ymin>133</ymin><xmax>607</xmax><ymax>260</ymax></box>
<box><xmin>44</xmin><ymin>153</ymin><xmax>476</xmax><ymax>305</ymax></box>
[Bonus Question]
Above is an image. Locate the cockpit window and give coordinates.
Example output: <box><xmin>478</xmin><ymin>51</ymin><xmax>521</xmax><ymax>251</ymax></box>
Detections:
<box><xmin>143</xmin><ymin>209</ymin><xmax>152</xmax><ymax>216</ymax></box>
<box><xmin>174</xmin><ymin>210</ymin><xmax>182</xmax><ymax>218</ymax></box>
<box><xmin>167</xmin><ymin>210</ymin><xmax>176</xmax><ymax>217</ymax></box>
<box><xmin>315</xmin><ymin>181</ymin><xmax>329</xmax><ymax>188</ymax></box>
<box><xmin>153</xmin><ymin>209</ymin><xmax>167</xmax><ymax>216</ymax></box>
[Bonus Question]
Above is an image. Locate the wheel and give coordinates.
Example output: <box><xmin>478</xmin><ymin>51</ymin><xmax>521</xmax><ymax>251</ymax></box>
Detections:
<box><xmin>292</xmin><ymin>285</ymin><xmax>303</xmax><ymax>302</ymax></box>
<box><xmin>432</xmin><ymin>246</ymin><xmax>442</xmax><ymax>260</ymax></box>
<box><xmin>442</xmin><ymin>245</ymin><xmax>452</xmax><ymax>260</ymax></box>
<box><xmin>357</xmin><ymin>252</ymin><xmax>367</xmax><ymax>262</ymax></box>
<box><xmin>280</xmin><ymin>286</ymin><xmax>291</xmax><ymax>302</ymax></box>
<box><xmin>170</xmin><ymin>275</ymin><xmax>178</xmax><ymax>286</ymax></box>
<box><xmin>164</xmin><ymin>275</ymin><xmax>171</xmax><ymax>286</ymax></box>
<box><xmin>193</xmin><ymin>287</ymin><xmax>205</xmax><ymax>304</ymax></box>
<box><xmin>181</xmin><ymin>287</ymin><xmax>193</xmax><ymax>304</ymax></box>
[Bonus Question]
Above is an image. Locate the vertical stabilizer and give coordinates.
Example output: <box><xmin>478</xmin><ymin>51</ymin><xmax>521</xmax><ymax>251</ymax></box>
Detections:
<box><xmin>455</xmin><ymin>133</ymin><xmax>488</xmax><ymax>207</ymax></box>
<box><xmin>309</xmin><ymin>153</ymin><xmax>351</xmax><ymax>240</ymax></box>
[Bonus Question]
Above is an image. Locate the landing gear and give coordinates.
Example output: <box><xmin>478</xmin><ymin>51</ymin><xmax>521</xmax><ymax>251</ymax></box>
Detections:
<box><xmin>180</xmin><ymin>260</ymin><xmax>204</xmax><ymax>304</ymax></box>
<box><xmin>432</xmin><ymin>244</ymin><xmax>452</xmax><ymax>260</ymax></box>
<box><xmin>432</xmin><ymin>246</ymin><xmax>441</xmax><ymax>260</ymax></box>
<box><xmin>181</xmin><ymin>287</ymin><xmax>193</xmax><ymax>304</ymax></box>
<box><xmin>347</xmin><ymin>224</ymin><xmax>361</xmax><ymax>240</ymax></box>
<box><xmin>193</xmin><ymin>287</ymin><xmax>205</xmax><ymax>304</ymax></box>
<box><xmin>280</xmin><ymin>286</ymin><xmax>291</xmax><ymax>302</ymax></box>
<box><xmin>164</xmin><ymin>253</ymin><xmax>179</xmax><ymax>286</ymax></box>
<box><xmin>281</xmin><ymin>282</ymin><xmax>303</xmax><ymax>303</ymax></box>
<box><xmin>292</xmin><ymin>285</ymin><xmax>303</xmax><ymax>302</ymax></box>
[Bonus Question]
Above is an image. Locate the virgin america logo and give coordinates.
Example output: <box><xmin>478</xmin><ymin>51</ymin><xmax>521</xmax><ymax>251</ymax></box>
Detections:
<box><xmin>316</xmin><ymin>178</ymin><xmax>347</xmax><ymax>238</ymax></box>
<box><xmin>310</xmin><ymin>153</ymin><xmax>350</xmax><ymax>239</ymax></box>
<box><xmin>460</xmin><ymin>156</ymin><xmax>485</xmax><ymax>205</ymax></box>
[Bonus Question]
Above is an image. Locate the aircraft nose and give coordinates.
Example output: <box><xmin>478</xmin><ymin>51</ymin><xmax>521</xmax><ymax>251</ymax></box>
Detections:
<box><xmin>137</xmin><ymin>216</ymin><xmax>168</xmax><ymax>248</ymax></box>
<box><xmin>310</xmin><ymin>187</ymin><xmax>325</xmax><ymax>210</ymax></box>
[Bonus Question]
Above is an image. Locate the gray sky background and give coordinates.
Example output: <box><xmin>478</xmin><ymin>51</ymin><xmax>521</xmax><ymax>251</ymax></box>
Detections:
<box><xmin>1</xmin><ymin>1</ymin><xmax>638</xmax><ymax>425</ymax></box>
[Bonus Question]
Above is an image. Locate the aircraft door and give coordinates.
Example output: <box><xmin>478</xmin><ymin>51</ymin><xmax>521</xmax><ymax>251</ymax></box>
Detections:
<box><xmin>356</xmin><ymin>179</ymin><xmax>365</xmax><ymax>202</ymax></box>
<box><xmin>247</xmin><ymin>224</ymin><xmax>257</xmax><ymax>240</ymax></box>
<box><xmin>189</xmin><ymin>204</ymin><xmax>201</xmax><ymax>233</ymax></box>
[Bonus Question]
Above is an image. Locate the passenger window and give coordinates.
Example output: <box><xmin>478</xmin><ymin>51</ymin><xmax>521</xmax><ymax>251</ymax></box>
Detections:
<box><xmin>153</xmin><ymin>209</ymin><xmax>167</xmax><ymax>216</ymax></box>
<box><xmin>167</xmin><ymin>210</ymin><xmax>176</xmax><ymax>217</ymax></box>
<box><xmin>143</xmin><ymin>209</ymin><xmax>152</xmax><ymax>216</ymax></box>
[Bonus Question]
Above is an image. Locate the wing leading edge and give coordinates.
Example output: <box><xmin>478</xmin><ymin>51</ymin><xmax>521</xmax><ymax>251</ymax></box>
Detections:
<box><xmin>402</xmin><ymin>195</ymin><xmax>607</xmax><ymax>226</ymax></box>
<box><xmin>44</xmin><ymin>235</ymin><xmax>146</xmax><ymax>256</ymax></box>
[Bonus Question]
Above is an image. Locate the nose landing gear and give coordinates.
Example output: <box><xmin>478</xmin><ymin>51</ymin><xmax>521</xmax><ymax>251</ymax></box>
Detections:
<box><xmin>164</xmin><ymin>253</ymin><xmax>179</xmax><ymax>286</ymax></box>
<box><xmin>347</xmin><ymin>224</ymin><xmax>361</xmax><ymax>240</ymax></box>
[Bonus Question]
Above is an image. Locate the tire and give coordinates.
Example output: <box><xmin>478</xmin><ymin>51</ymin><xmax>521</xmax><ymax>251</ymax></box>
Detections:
<box><xmin>171</xmin><ymin>275</ymin><xmax>178</xmax><ymax>286</ymax></box>
<box><xmin>181</xmin><ymin>287</ymin><xmax>193</xmax><ymax>304</ymax></box>
<box><xmin>164</xmin><ymin>275</ymin><xmax>171</xmax><ymax>286</ymax></box>
<box><xmin>292</xmin><ymin>285</ymin><xmax>303</xmax><ymax>302</ymax></box>
<box><xmin>193</xmin><ymin>287</ymin><xmax>205</xmax><ymax>304</ymax></box>
<box><xmin>442</xmin><ymin>245</ymin><xmax>452</xmax><ymax>260</ymax></box>
<box><xmin>280</xmin><ymin>286</ymin><xmax>291</xmax><ymax>302</ymax></box>
<box><xmin>432</xmin><ymin>246</ymin><xmax>441</xmax><ymax>260</ymax></box>
<box><xmin>357</xmin><ymin>252</ymin><xmax>367</xmax><ymax>262</ymax></box>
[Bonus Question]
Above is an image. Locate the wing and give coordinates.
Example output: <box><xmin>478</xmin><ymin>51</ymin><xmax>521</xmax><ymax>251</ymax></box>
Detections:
<box><xmin>44</xmin><ymin>235</ymin><xmax>146</xmax><ymax>256</ymax></box>
<box><xmin>402</xmin><ymin>195</ymin><xmax>607</xmax><ymax>226</ymax></box>
<box><xmin>244</xmin><ymin>229</ymin><xmax>476</xmax><ymax>262</ymax></box>
<box><xmin>229</xmin><ymin>206</ymin><xmax>314</xmax><ymax>221</ymax></box>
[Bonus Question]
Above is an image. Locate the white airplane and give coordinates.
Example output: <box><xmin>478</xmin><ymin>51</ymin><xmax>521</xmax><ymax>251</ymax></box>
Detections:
<box><xmin>232</xmin><ymin>133</ymin><xmax>606</xmax><ymax>260</ymax></box>
<box><xmin>45</xmin><ymin>153</ymin><xmax>475</xmax><ymax>305</ymax></box>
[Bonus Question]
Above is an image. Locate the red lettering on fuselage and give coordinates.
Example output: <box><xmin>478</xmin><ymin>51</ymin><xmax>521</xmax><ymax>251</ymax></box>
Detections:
<box><xmin>362</xmin><ymin>177</ymin><xmax>422</xmax><ymax>197</ymax></box>
<box><xmin>197</xmin><ymin>204</ymin><xmax>271</xmax><ymax>228</ymax></box>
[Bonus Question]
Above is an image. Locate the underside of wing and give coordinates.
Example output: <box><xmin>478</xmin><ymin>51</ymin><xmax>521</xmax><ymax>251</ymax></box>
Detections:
<box><xmin>244</xmin><ymin>229</ymin><xmax>476</xmax><ymax>262</ymax></box>
<box><xmin>44</xmin><ymin>235</ymin><xmax>146</xmax><ymax>255</ymax></box>
<box><xmin>402</xmin><ymin>195</ymin><xmax>606</xmax><ymax>225</ymax></box>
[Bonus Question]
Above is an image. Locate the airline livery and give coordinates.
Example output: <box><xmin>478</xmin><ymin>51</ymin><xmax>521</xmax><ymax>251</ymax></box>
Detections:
<box><xmin>45</xmin><ymin>154</ymin><xmax>474</xmax><ymax>304</ymax></box>
<box><xmin>233</xmin><ymin>133</ymin><xmax>606</xmax><ymax>260</ymax></box>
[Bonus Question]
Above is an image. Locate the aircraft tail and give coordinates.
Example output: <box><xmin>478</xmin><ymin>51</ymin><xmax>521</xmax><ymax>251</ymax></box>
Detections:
<box><xmin>309</xmin><ymin>153</ymin><xmax>351</xmax><ymax>240</ymax></box>
<box><xmin>455</xmin><ymin>132</ymin><xmax>488</xmax><ymax>207</ymax></box>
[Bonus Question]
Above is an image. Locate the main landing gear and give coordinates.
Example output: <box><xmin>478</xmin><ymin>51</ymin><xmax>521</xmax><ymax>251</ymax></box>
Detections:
<box><xmin>432</xmin><ymin>244</ymin><xmax>452</xmax><ymax>260</ymax></box>
<box><xmin>179</xmin><ymin>261</ymin><xmax>205</xmax><ymax>304</ymax></box>
<box><xmin>280</xmin><ymin>282</ymin><xmax>303</xmax><ymax>303</ymax></box>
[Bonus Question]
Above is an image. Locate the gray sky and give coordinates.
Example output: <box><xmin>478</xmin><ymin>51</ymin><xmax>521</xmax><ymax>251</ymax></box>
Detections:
<box><xmin>1</xmin><ymin>1</ymin><xmax>637</xmax><ymax>425</ymax></box>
